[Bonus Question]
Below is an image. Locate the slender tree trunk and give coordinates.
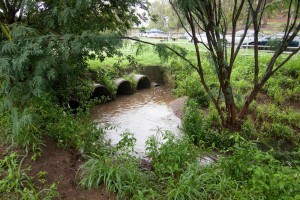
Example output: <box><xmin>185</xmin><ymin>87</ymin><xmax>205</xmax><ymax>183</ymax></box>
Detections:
<box><xmin>239</xmin><ymin>85</ymin><xmax>260</xmax><ymax>119</ymax></box>
<box><xmin>222</xmin><ymin>82</ymin><xmax>238</xmax><ymax>126</ymax></box>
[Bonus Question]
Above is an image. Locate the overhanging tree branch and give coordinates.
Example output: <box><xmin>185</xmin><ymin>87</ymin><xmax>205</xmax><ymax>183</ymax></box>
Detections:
<box><xmin>120</xmin><ymin>36</ymin><xmax>199</xmax><ymax>73</ymax></box>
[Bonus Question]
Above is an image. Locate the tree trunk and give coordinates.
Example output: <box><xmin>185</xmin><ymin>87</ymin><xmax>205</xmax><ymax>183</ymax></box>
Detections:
<box><xmin>239</xmin><ymin>85</ymin><xmax>260</xmax><ymax>119</ymax></box>
<box><xmin>222</xmin><ymin>84</ymin><xmax>238</xmax><ymax>127</ymax></box>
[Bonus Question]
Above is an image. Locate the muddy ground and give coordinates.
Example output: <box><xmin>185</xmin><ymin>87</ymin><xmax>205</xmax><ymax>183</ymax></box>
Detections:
<box><xmin>1</xmin><ymin>139</ymin><xmax>115</xmax><ymax>200</ymax></box>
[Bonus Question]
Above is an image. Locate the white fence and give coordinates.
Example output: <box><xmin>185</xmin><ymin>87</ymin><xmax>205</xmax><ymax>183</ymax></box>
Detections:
<box><xmin>240</xmin><ymin>44</ymin><xmax>300</xmax><ymax>56</ymax></box>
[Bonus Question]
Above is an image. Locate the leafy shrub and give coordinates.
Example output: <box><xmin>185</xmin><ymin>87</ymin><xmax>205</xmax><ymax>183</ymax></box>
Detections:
<box><xmin>218</xmin><ymin>138</ymin><xmax>300</xmax><ymax>199</ymax></box>
<box><xmin>0</xmin><ymin>103</ymin><xmax>44</xmax><ymax>154</ymax></box>
<box><xmin>183</xmin><ymin>99</ymin><xmax>234</xmax><ymax>149</ymax></box>
<box><xmin>173</xmin><ymin>71</ymin><xmax>210</xmax><ymax>108</ymax></box>
<box><xmin>0</xmin><ymin>95</ymin><xmax>107</xmax><ymax>156</ymax></box>
<box><xmin>42</xmin><ymin>102</ymin><xmax>106</xmax><ymax>155</ymax></box>
<box><xmin>145</xmin><ymin>131</ymin><xmax>199</xmax><ymax>177</ymax></box>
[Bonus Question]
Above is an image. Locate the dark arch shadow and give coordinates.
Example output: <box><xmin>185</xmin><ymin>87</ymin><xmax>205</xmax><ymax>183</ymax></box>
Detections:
<box><xmin>114</xmin><ymin>78</ymin><xmax>132</xmax><ymax>95</ymax></box>
<box><xmin>134</xmin><ymin>74</ymin><xmax>151</xmax><ymax>89</ymax></box>
<box><xmin>68</xmin><ymin>98</ymin><xmax>80</xmax><ymax>110</ymax></box>
<box><xmin>91</xmin><ymin>84</ymin><xmax>112</xmax><ymax>101</ymax></box>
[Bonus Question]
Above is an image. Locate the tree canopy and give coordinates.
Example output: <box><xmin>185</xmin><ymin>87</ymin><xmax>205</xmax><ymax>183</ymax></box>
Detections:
<box><xmin>0</xmin><ymin>0</ymin><xmax>149</xmax><ymax>107</ymax></box>
<box><xmin>148</xmin><ymin>0</ymin><xmax>186</xmax><ymax>31</ymax></box>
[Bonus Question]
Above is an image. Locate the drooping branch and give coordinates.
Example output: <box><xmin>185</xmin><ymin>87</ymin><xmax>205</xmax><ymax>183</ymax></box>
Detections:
<box><xmin>169</xmin><ymin>1</ymin><xmax>192</xmax><ymax>38</ymax></box>
<box><xmin>120</xmin><ymin>36</ymin><xmax>199</xmax><ymax>73</ymax></box>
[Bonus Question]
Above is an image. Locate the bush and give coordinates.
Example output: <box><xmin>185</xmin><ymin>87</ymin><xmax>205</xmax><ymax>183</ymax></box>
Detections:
<box><xmin>145</xmin><ymin>131</ymin><xmax>199</xmax><ymax>178</ymax></box>
<box><xmin>0</xmin><ymin>102</ymin><xmax>44</xmax><ymax>154</ymax></box>
<box><xmin>218</xmin><ymin>138</ymin><xmax>300</xmax><ymax>199</ymax></box>
<box><xmin>183</xmin><ymin>99</ymin><xmax>234</xmax><ymax>149</ymax></box>
<box><xmin>0</xmin><ymin>95</ymin><xmax>107</xmax><ymax>156</ymax></box>
<box><xmin>40</xmin><ymin>100</ymin><xmax>106</xmax><ymax>155</ymax></box>
<box><xmin>173</xmin><ymin>71</ymin><xmax>210</xmax><ymax>108</ymax></box>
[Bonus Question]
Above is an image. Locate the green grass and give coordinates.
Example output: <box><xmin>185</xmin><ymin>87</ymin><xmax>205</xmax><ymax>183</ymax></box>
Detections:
<box><xmin>87</xmin><ymin>38</ymin><xmax>200</xmax><ymax>69</ymax></box>
<box><xmin>87</xmin><ymin>37</ymin><xmax>299</xmax><ymax>72</ymax></box>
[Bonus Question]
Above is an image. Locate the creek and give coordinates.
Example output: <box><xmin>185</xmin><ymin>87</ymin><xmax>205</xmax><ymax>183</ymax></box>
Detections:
<box><xmin>92</xmin><ymin>86</ymin><xmax>182</xmax><ymax>155</ymax></box>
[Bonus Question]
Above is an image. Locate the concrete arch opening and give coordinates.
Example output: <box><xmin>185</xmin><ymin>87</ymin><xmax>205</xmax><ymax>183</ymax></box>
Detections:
<box><xmin>91</xmin><ymin>83</ymin><xmax>112</xmax><ymax>101</ymax></box>
<box><xmin>134</xmin><ymin>74</ymin><xmax>151</xmax><ymax>89</ymax></box>
<box><xmin>114</xmin><ymin>78</ymin><xmax>132</xmax><ymax>95</ymax></box>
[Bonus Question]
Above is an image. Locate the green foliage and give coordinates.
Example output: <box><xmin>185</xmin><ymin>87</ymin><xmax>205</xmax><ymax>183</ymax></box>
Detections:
<box><xmin>183</xmin><ymin>99</ymin><xmax>234</xmax><ymax>149</ymax></box>
<box><xmin>173</xmin><ymin>70</ymin><xmax>210</xmax><ymax>107</ymax></box>
<box><xmin>124</xmin><ymin>73</ymin><xmax>138</xmax><ymax>92</ymax></box>
<box><xmin>0</xmin><ymin>22</ymin><xmax>12</xmax><ymax>41</ymax></box>
<box><xmin>254</xmin><ymin>103</ymin><xmax>300</xmax><ymax>148</ymax></box>
<box><xmin>0</xmin><ymin>102</ymin><xmax>44</xmax><ymax>154</ymax></box>
<box><xmin>266</xmin><ymin>56</ymin><xmax>300</xmax><ymax>103</ymax></box>
<box><xmin>0</xmin><ymin>153</ymin><xmax>59</xmax><ymax>199</ymax></box>
<box><xmin>88</xmin><ymin>68</ymin><xmax>117</xmax><ymax>98</ymax></box>
<box><xmin>80</xmin><ymin>131</ymin><xmax>300</xmax><ymax>199</ymax></box>
<box><xmin>154</xmin><ymin>43</ymin><xmax>188</xmax><ymax>64</ymax></box>
<box><xmin>0</xmin><ymin>0</ymin><xmax>149</xmax><ymax>153</ymax></box>
<box><xmin>218</xmin><ymin>137</ymin><xmax>300</xmax><ymax>199</ymax></box>
<box><xmin>1</xmin><ymin>95</ymin><xmax>107</xmax><ymax>156</ymax></box>
<box><xmin>79</xmin><ymin>132</ymin><xmax>202</xmax><ymax>199</ymax></box>
<box><xmin>0</xmin><ymin>24</ymin><xmax>122</xmax><ymax>106</ymax></box>
<box><xmin>79</xmin><ymin>154</ymin><xmax>153</xmax><ymax>199</ymax></box>
<box><xmin>38</xmin><ymin>98</ymin><xmax>106</xmax><ymax>155</ymax></box>
<box><xmin>79</xmin><ymin>133</ymin><xmax>153</xmax><ymax>199</ymax></box>
<box><xmin>145</xmin><ymin>131</ymin><xmax>199</xmax><ymax>177</ymax></box>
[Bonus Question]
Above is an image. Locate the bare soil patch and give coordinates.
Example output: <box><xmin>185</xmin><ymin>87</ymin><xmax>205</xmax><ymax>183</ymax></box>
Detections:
<box><xmin>22</xmin><ymin>139</ymin><xmax>116</xmax><ymax>200</ymax></box>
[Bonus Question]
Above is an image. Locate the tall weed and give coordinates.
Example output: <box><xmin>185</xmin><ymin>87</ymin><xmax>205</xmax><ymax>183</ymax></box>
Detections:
<box><xmin>0</xmin><ymin>153</ymin><xmax>59</xmax><ymax>199</ymax></box>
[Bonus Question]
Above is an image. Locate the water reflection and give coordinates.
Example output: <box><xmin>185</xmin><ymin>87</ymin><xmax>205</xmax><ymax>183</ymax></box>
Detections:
<box><xmin>92</xmin><ymin>86</ymin><xmax>182</xmax><ymax>154</ymax></box>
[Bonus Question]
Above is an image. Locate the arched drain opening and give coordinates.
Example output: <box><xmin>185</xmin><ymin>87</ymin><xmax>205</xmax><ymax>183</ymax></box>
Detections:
<box><xmin>134</xmin><ymin>74</ymin><xmax>151</xmax><ymax>89</ymax></box>
<box><xmin>91</xmin><ymin>84</ymin><xmax>112</xmax><ymax>101</ymax></box>
<box><xmin>114</xmin><ymin>78</ymin><xmax>132</xmax><ymax>95</ymax></box>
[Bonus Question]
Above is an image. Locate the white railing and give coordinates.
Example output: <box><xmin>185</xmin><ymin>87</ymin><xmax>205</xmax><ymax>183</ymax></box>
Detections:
<box><xmin>240</xmin><ymin>44</ymin><xmax>300</xmax><ymax>55</ymax></box>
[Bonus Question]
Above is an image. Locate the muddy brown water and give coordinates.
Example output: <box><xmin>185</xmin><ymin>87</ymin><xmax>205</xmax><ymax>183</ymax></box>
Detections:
<box><xmin>92</xmin><ymin>86</ymin><xmax>182</xmax><ymax>155</ymax></box>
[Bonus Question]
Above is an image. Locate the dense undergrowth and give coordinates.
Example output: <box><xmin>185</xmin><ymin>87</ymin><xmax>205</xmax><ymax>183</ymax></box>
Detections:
<box><xmin>1</xmin><ymin>51</ymin><xmax>300</xmax><ymax>199</ymax></box>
